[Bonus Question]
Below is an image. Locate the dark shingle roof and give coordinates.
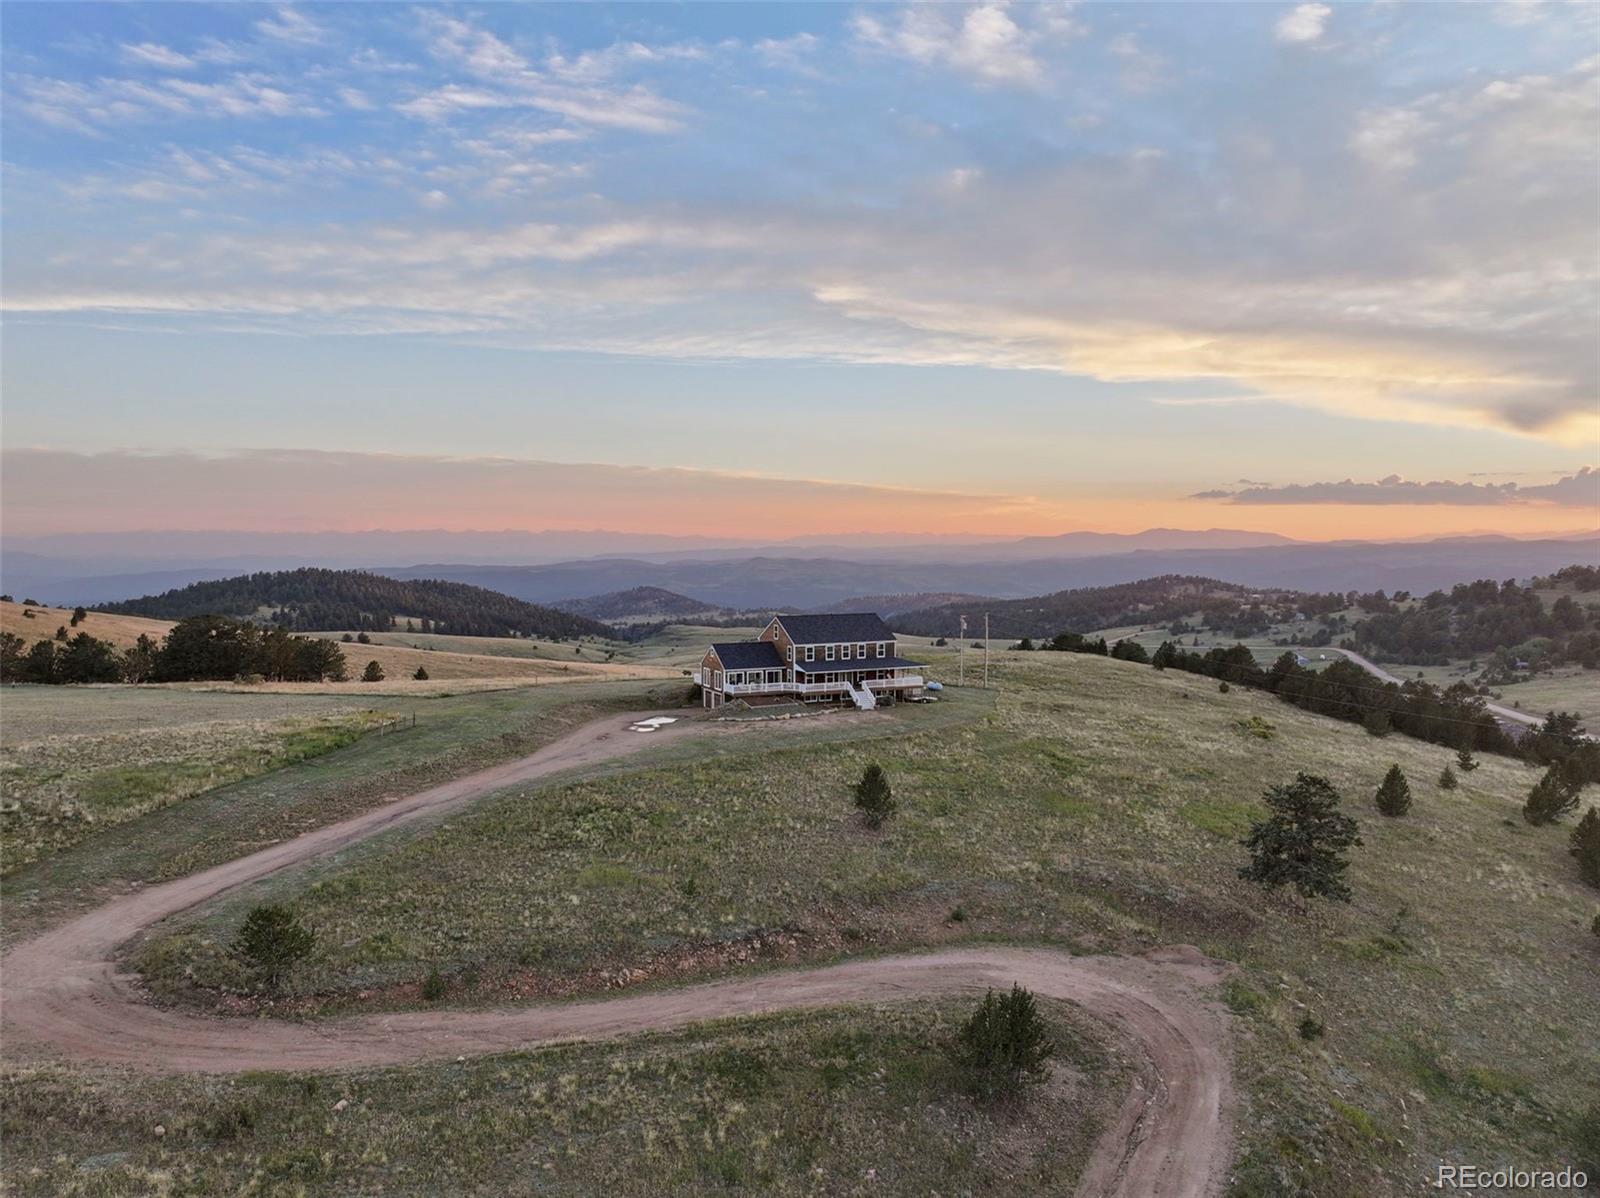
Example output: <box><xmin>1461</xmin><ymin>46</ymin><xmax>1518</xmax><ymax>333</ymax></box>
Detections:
<box><xmin>775</xmin><ymin>613</ymin><xmax>894</xmax><ymax>645</ymax></box>
<box><xmin>708</xmin><ymin>641</ymin><xmax>785</xmax><ymax>670</ymax></box>
<box><xmin>795</xmin><ymin>655</ymin><xmax>923</xmax><ymax>674</ymax></box>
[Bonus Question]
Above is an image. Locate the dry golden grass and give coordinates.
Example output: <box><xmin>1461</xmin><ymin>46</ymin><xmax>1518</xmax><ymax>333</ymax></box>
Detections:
<box><xmin>0</xmin><ymin>601</ymin><xmax>677</xmax><ymax>690</ymax></box>
<box><xmin>0</xmin><ymin>601</ymin><xmax>172</xmax><ymax>649</ymax></box>
<box><xmin>302</xmin><ymin>638</ymin><xmax>676</xmax><ymax>687</ymax></box>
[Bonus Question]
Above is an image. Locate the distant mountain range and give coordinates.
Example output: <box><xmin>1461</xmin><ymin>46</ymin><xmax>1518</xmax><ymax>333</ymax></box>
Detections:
<box><xmin>3</xmin><ymin>528</ymin><xmax>1594</xmax><ymax>611</ymax></box>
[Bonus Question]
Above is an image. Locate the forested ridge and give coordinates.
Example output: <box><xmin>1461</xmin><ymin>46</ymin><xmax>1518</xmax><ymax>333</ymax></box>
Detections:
<box><xmin>890</xmin><ymin>575</ymin><xmax>1317</xmax><ymax>639</ymax></box>
<box><xmin>101</xmin><ymin>569</ymin><xmax>612</xmax><ymax>640</ymax></box>
<box><xmin>1347</xmin><ymin>569</ymin><xmax>1600</xmax><ymax>669</ymax></box>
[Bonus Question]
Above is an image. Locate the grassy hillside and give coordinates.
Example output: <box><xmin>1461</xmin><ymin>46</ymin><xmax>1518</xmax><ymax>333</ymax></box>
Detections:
<box><xmin>0</xmin><ymin>679</ymin><xmax>698</xmax><ymax>946</ymax></box>
<box><xmin>134</xmin><ymin>650</ymin><xmax>1598</xmax><ymax>1195</ymax></box>
<box><xmin>101</xmin><ymin>568</ymin><xmax>612</xmax><ymax>640</ymax></box>
<box><xmin>2</xmin><ymin>996</ymin><xmax>1123</xmax><ymax>1196</ymax></box>
<box><xmin>0</xmin><ymin>599</ymin><xmax>172</xmax><ymax>649</ymax></box>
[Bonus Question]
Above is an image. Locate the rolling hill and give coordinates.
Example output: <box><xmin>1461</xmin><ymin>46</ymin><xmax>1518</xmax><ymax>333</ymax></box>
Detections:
<box><xmin>890</xmin><ymin>576</ymin><xmax>1297</xmax><ymax>639</ymax></box>
<box><xmin>100</xmin><ymin>569</ymin><xmax>612</xmax><ymax>640</ymax></box>
<box><xmin>552</xmin><ymin>586</ymin><xmax>731</xmax><ymax>623</ymax></box>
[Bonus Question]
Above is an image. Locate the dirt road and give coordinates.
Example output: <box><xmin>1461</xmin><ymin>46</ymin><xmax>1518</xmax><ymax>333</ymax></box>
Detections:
<box><xmin>1324</xmin><ymin>647</ymin><xmax>1556</xmax><ymax>731</ymax></box>
<box><xmin>1</xmin><ymin>708</ymin><xmax>1234</xmax><ymax>1198</ymax></box>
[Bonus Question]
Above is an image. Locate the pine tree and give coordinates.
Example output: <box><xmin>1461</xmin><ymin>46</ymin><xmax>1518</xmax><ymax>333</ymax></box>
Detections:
<box><xmin>1240</xmin><ymin>773</ymin><xmax>1362</xmax><ymax>902</ymax></box>
<box><xmin>231</xmin><ymin>904</ymin><xmax>314</xmax><ymax>990</ymax></box>
<box><xmin>853</xmin><ymin>764</ymin><xmax>896</xmax><ymax>830</ymax></box>
<box><xmin>1523</xmin><ymin>765</ymin><xmax>1580</xmax><ymax>826</ymax></box>
<box><xmin>1570</xmin><ymin>808</ymin><xmax>1600</xmax><ymax>888</ymax></box>
<box><xmin>1438</xmin><ymin>764</ymin><xmax>1458</xmax><ymax>790</ymax></box>
<box><xmin>1375</xmin><ymin>765</ymin><xmax>1411</xmax><ymax>817</ymax></box>
<box><xmin>1363</xmin><ymin>708</ymin><xmax>1391</xmax><ymax>737</ymax></box>
<box><xmin>1456</xmin><ymin>747</ymin><xmax>1479</xmax><ymax>773</ymax></box>
<box><xmin>952</xmin><ymin>984</ymin><xmax>1056</xmax><ymax>1103</ymax></box>
<box><xmin>362</xmin><ymin>660</ymin><xmax>385</xmax><ymax>682</ymax></box>
<box><xmin>70</xmin><ymin>606</ymin><xmax>87</xmax><ymax>627</ymax></box>
<box><xmin>413</xmin><ymin>666</ymin><xmax>429</xmax><ymax>680</ymax></box>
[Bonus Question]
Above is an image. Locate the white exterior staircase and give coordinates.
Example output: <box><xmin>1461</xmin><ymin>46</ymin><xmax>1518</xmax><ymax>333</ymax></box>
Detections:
<box><xmin>847</xmin><ymin>681</ymin><xmax>877</xmax><ymax>710</ymax></box>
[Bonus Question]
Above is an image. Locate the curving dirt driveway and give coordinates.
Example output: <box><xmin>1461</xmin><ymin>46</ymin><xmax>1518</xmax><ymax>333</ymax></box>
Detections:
<box><xmin>1</xmin><ymin>709</ymin><xmax>1234</xmax><ymax>1198</ymax></box>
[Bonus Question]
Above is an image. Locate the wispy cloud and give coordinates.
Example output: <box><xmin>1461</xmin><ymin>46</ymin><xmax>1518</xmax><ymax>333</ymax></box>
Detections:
<box><xmin>120</xmin><ymin>42</ymin><xmax>196</xmax><ymax>71</ymax></box>
<box><xmin>254</xmin><ymin>7</ymin><xmax>326</xmax><ymax>46</ymax></box>
<box><xmin>1193</xmin><ymin>468</ymin><xmax>1600</xmax><ymax>507</ymax></box>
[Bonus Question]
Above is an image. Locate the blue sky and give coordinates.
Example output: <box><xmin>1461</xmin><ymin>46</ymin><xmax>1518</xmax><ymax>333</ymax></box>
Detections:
<box><xmin>2</xmin><ymin>2</ymin><xmax>1596</xmax><ymax>539</ymax></box>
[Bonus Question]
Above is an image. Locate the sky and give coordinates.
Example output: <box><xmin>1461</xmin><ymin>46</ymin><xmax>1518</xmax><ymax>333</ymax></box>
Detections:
<box><xmin>2</xmin><ymin>1</ymin><xmax>1597</xmax><ymax>542</ymax></box>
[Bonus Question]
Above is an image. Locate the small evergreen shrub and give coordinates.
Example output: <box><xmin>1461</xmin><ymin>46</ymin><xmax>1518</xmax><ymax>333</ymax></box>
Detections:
<box><xmin>232</xmin><ymin>904</ymin><xmax>314</xmax><ymax>990</ymax></box>
<box><xmin>413</xmin><ymin>666</ymin><xmax>429</xmax><ymax>680</ymax></box>
<box><xmin>1375</xmin><ymin>765</ymin><xmax>1411</xmax><ymax>817</ymax></box>
<box><xmin>952</xmin><ymin>984</ymin><xmax>1056</xmax><ymax>1104</ymax></box>
<box><xmin>1438</xmin><ymin>764</ymin><xmax>1458</xmax><ymax>791</ymax></box>
<box><xmin>1298</xmin><ymin>1014</ymin><xmax>1325</xmax><ymax>1041</ymax></box>
<box><xmin>421</xmin><ymin>967</ymin><xmax>447</xmax><ymax>1001</ymax></box>
<box><xmin>362</xmin><ymin>660</ymin><xmax>385</xmax><ymax>682</ymax></box>
<box><xmin>1570</xmin><ymin>809</ymin><xmax>1600</xmax><ymax>888</ymax></box>
<box><xmin>1523</xmin><ymin>766</ymin><xmax>1579</xmax><ymax>826</ymax></box>
<box><xmin>853</xmin><ymin>764</ymin><xmax>896</xmax><ymax>830</ymax></box>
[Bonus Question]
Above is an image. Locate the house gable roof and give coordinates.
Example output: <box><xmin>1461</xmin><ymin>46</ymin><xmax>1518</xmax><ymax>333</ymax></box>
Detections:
<box><xmin>774</xmin><ymin>613</ymin><xmax>894</xmax><ymax>645</ymax></box>
<box><xmin>708</xmin><ymin>641</ymin><xmax>786</xmax><ymax>670</ymax></box>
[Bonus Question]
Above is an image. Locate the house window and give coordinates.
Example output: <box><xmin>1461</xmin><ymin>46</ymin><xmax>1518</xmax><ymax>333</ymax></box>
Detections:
<box><xmin>856</xmin><ymin>643</ymin><xmax>866</xmax><ymax>659</ymax></box>
<box><xmin>825</xmin><ymin>644</ymin><xmax>835</xmax><ymax>661</ymax></box>
<box><xmin>876</xmin><ymin>643</ymin><xmax>887</xmax><ymax>658</ymax></box>
<box><xmin>787</xmin><ymin>645</ymin><xmax>794</xmax><ymax>662</ymax></box>
<box><xmin>805</xmin><ymin>646</ymin><xmax>815</xmax><ymax>662</ymax></box>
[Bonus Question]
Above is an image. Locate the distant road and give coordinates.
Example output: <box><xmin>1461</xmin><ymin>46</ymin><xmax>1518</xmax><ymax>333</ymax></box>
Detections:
<box><xmin>1324</xmin><ymin>648</ymin><xmax>1546</xmax><ymax>731</ymax></box>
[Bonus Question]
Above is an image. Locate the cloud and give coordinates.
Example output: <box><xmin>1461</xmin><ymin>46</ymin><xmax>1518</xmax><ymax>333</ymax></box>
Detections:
<box><xmin>10</xmin><ymin>72</ymin><xmax>324</xmax><ymax>131</ymax></box>
<box><xmin>120</xmin><ymin>43</ymin><xmax>195</xmax><ymax>70</ymax></box>
<box><xmin>0</xmin><ymin>448</ymin><xmax>1068</xmax><ymax>538</ymax></box>
<box><xmin>399</xmin><ymin>12</ymin><xmax>688</xmax><ymax>132</ymax></box>
<box><xmin>1193</xmin><ymin>468</ymin><xmax>1600</xmax><ymax>507</ymax></box>
<box><xmin>254</xmin><ymin>8</ymin><xmax>326</xmax><ymax>46</ymax></box>
<box><xmin>850</xmin><ymin>3</ymin><xmax>1078</xmax><ymax>88</ymax></box>
<box><xmin>1275</xmin><ymin>3</ymin><xmax>1332</xmax><ymax>44</ymax></box>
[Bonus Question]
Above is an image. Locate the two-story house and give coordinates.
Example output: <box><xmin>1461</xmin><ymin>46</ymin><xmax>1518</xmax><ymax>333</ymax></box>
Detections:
<box><xmin>697</xmin><ymin>613</ymin><xmax>925</xmax><ymax>710</ymax></box>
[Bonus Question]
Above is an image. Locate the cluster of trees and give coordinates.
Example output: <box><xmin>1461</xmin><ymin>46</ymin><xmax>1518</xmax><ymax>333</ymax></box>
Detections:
<box><xmin>1149</xmin><ymin>641</ymin><xmax>1522</xmax><ymax>754</ymax></box>
<box><xmin>1</xmin><ymin>615</ymin><xmax>348</xmax><ymax>684</ymax></box>
<box><xmin>102</xmin><ymin>568</ymin><xmax>612</xmax><ymax>640</ymax></box>
<box><xmin>1035</xmin><ymin>631</ymin><xmax>1153</xmax><ymax>663</ymax></box>
<box><xmin>1349</xmin><ymin>576</ymin><xmax>1600</xmax><ymax>670</ymax></box>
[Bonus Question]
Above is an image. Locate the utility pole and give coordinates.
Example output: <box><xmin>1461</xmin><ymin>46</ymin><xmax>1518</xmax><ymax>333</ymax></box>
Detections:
<box><xmin>958</xmin><ymin>614</ymin><xmax>966</xmax><ymax>685</ymax></box>
<box><xmin>972</xmin><ymin>610</ymin><xmax>985</xmax><ymax>687</ymax></box>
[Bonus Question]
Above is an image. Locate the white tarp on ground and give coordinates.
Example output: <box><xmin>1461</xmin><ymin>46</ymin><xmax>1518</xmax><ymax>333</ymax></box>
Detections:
<box><xmin>629</xmin><ymin>716</ymin><xmax>679</xmax><ymax>732</ymax></box>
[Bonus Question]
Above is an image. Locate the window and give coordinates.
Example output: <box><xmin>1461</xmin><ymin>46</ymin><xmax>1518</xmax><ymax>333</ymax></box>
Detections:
<box><xmin>728</xmin><ymin>672</ymin><xmax>741</xmax><ymax>685</ymax></box>
<box><xmin>877</xmin><ymin>643</ymin><xmax>887</xmax><ymax>658</ymax></box>
<box><xmin>787</xmin><ymin>645</ymin><xmax>794</xmax><ymax>662</ymax></box>
<box><xmin>805</xmin><ymin>645</ymin><xmax>815</xmax><ymax>662</ymax></box>
<box><xmin>856</xmin><ymin>643</ymin><xmax>866</xmax><ymax>659</ymax></box>
<box><xmin>825</xmin><ymin>644</ymin><xmax>835</xmax><ymax>661</ymax></box>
